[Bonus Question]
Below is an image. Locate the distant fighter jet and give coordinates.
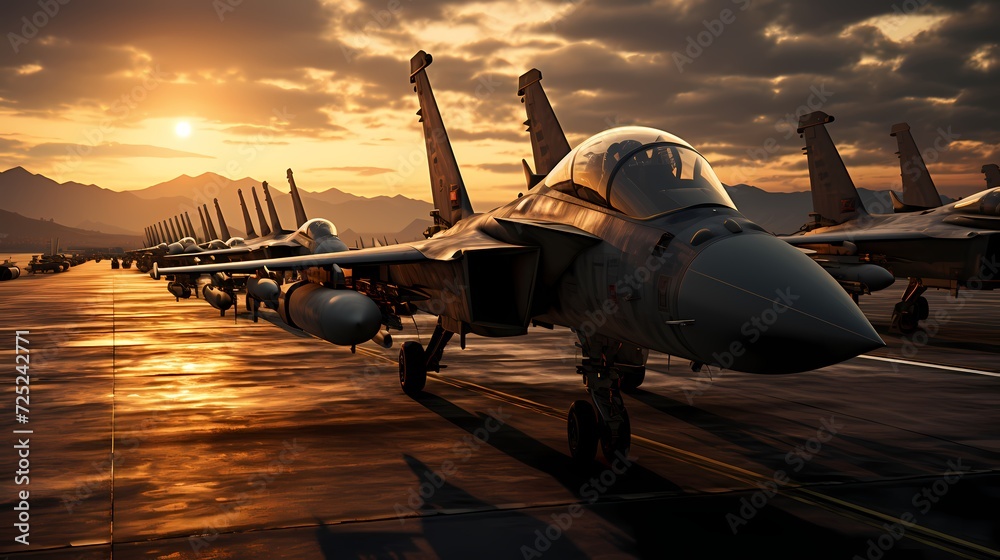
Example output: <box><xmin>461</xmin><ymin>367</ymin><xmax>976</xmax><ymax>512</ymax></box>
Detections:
<box><xmin>783</xmin><ymin>111</ymin><xmax>1000</xmax><ymax>333</ymax></box>
<box><xmin>158</xmin><ymin>171</ymin><xmax>348</xmax><ymax>316</ymax></box>
<box><xmin>154</xmin><ymin>52</ymin><xmax>881</xmax><ymax>462</ymax></box>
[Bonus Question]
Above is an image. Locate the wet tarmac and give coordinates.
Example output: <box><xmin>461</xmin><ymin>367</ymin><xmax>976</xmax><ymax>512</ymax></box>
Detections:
<box><xmin>0</xmin><ymin>261</ymin><xmax>997</xmax><ymax>559</ymax></box>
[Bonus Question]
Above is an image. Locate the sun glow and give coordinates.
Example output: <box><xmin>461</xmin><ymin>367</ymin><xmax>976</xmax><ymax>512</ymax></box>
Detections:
<box><xmin>175</xmin><ymin>121</ymin><xmax>192</xmax><ymax>138</ymax></box>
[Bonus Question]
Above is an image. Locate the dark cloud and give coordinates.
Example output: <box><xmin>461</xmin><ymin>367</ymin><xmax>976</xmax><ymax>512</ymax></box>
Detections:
<box><xmin>0</xmin><ymin>0</ymin><xmax>995</xmax><ymax>199</ymax></box>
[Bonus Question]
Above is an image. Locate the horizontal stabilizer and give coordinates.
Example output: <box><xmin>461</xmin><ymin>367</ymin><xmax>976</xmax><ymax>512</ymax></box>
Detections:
<box><xmin>521</xmin><ymin>159</ymin><xmax>544</xmax><ymax>189</ymax></box>
<box><xmin>889</xmin><ymin>190</ymin><xmax>935</xmax><ymax>213</ymax></box>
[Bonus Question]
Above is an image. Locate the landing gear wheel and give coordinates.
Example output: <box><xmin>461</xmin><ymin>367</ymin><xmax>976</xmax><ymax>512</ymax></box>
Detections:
<box><xmin>914</xmin><ymin>296</ymin><xmax>929</xmax><ymax>321</ymax></box>
<box><xmin>619</xmin><ymin>366</ymin><xmax>645</xmax><ymax>392</ymax></box>
<box><xmin>898</xmin><ymin>311</ymin><xmax>919</xmax><ymax>334</ymax></box>
<box><xmin>399</xmin><ymin>341</ymin><xmax>427</xmax><ymax>396</ymax></box>
<box><xmin>599</xmin><ymin>407</ymin><xmax>631</xmax><ymax>463</ymax></box>
<box><xmin>567</xmin><ymin>400</ymin><xmax>598</xmax><ymax>463</ymax></box>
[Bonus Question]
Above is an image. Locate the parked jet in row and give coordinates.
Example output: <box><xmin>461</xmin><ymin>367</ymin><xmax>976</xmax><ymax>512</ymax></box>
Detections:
<box><xmin>783</xmin><ymin>112</ymin><xmax>1000</xmax><ymax>332</ymax></box>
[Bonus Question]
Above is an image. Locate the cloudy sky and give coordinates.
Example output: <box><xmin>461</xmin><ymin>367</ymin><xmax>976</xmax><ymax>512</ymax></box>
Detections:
<box><xmin>0</xmin><ymin>0</ymin><xmax>997</xmax><ymax>206</ymax></box>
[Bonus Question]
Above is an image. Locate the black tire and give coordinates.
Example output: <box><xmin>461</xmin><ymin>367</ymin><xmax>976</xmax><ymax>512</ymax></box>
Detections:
<box><xmin>914</xmin><ymin>296</ymin><xmax>929</xmax><ymax>321</ymax></box>
<box><xmin>399</xmin><ymin>341</ymin><xmax>427</xmax><ymax>396</ymax></box>
<box><xmin>619</xmin><ymin>365</ymin><xmax>645</xmax><ymax>392</ymax></box>
<box><xmin>567</xmin><ymin>400</ymin><xmax>598</xmax><ymax>463</ymax></box>
<box><xmin>898</xmin><ymin>311</ymin><xmax>919</xmax><ymax>334</ymax></box>
<box><xmin>599</xmin><ymin>407</ymin><xmax>631</xmax><ymax>463</ymax></box>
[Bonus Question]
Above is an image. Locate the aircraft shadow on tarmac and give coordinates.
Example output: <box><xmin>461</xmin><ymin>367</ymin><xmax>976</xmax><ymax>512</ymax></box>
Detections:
<box><xmin>309</xmin><ymin>392</ymin><xmax>875</xmax><ymax>558</ymax></box>
<box><xmin>405</xmin><ymin>392</ymin><xmax>868</xmax><ymax>556</ymax></box>
<box><xmin>626</xmin><ymin>388</ymin><xmax>938</xmax><ymax>483</ymax></box>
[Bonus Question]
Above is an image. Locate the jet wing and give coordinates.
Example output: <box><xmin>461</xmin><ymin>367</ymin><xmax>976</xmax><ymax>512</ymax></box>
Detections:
<box><xmin>781</xmin><ymin>231</ymin><xmax>938</xmax><ymax>245</ymax></box>
<box><xmin>153</xmin><ymin>244</ymin><xmax>428</xmax><ymax>279</ymax></box>
<box><xmin>162</xmin><ymin>246</ymin><xmax>255</xmax><ymax>260</ymax></box>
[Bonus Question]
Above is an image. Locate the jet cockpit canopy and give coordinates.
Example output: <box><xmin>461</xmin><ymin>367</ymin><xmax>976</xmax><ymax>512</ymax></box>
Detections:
<box><xmin>543</xmin><ymin>126</ymin><xmax>735</xmax><ymax>218</ymax></box>
<box><xmin>954</xmin><ymin>187</ymin><xmax>1000</xmax><ymax>216</ymax></box>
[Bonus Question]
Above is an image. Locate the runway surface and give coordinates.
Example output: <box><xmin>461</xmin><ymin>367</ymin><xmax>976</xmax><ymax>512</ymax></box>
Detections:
<box><xmin>0</xmin><ymin>261</ymin><xmax>997</xmax><ymax>559</ymax></box>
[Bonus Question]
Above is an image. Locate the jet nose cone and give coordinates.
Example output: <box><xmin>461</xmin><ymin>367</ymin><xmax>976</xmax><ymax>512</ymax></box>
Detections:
<box><xmin>676</xmin><ymin>234</ymin><xmax>883</xmax><ymax>374</ymax></box>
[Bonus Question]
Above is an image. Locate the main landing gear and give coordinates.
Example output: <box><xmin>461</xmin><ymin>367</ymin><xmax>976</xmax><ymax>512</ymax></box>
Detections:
<box><xmin>398</xmin><ymin>317</ymin><xmax>452</xmax><ymax>396</ymax></box>
<box><xmin>891</xmin><ymin>278</ymin><xmax>929</xmax><ymax>334</ymax></box>
<box><xmin>568</xmin><ymin>335</ymin><xmax>634</xmax><ymax>463</ymax></box>
<box><xmin>393</xmin><ymin>321</ymin><xmax>638</xmax><ymax>465</ymax></box>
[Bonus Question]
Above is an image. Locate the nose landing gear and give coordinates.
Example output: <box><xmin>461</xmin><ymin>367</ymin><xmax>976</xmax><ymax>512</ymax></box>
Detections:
<box><xmin>569</xmin><ymin>335</ymin><xmax>633</xmax><ymax>463</ymax></box>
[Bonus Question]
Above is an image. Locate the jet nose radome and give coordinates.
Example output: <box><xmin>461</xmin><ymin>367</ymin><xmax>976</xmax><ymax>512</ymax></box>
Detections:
<box><xmin>676</xmin><ymin>234</ymin><xmax>883</xmax><ymax>374</ymax></box>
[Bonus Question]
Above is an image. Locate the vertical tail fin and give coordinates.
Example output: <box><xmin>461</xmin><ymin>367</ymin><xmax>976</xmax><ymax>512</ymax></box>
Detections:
<box><xmin>286</xmin><ymin>168</ymin><xmax>308</xmax><ymax>228</ymax></box>
<box><xmin>167</xmin><ymin>218</ymin><xmax>178</xmax><ymax>242</ymax></box>
<box><xmin>890</xmin><ymin>123</ymin><xmax>941</xmax><ymax>208</ymax></box>
<box><xmin>983</xmin><ymin>164</ymin><xmax>1000</xmax><ymax>189</ymax></box>
<box><xmin>158</xmin><ymin>222</ymin><xmax>167</xmax><ymax>244</ymax></box>
<box><xmin>238</xmin><ymin>189</ymin><xmax>258</xmax><ymax>239</ymax></box>
<box><xmin>517</xmin><ymin>68</ymin><xmax>570</xmax><ymax>186</ymax></box>
<box><xmin>798</xmin><ymin>112</ymin><xmax>867</xmax><ymax>224</ymax></box>
<box><xmin>184</xmin><ymin>212</ymin><xmax>199</xmax><ymax>243</ymax></box>
<box><xmin>148</xmin><ymin>226</ymin><xmax>155</xmax><ymax>245</ymax></box>
<box><xmin>251</xmin><ymin>186</ymin><xmax>272</xmax><ymax>236</ymax></box>
<box><xmin>180</xmin><ymin>214</ymin><xmax>192</xmax><ymax>239</ymax></box>
<box><xmin>262</xmin><ymin>181</ymin><xmax>283</xmax><ymax>231</ymax></box>
<box><xmin>202</xmin><ymin>204</ymin><xmax>219</xmax><ymax>241</ymax></box>
<box><xmin>197</xmin><ymin>207</ymin><xmax>210</xmax><ymax>243</ymax></box>
<box><xmin>409</xmin><ymin>51</ymin><xmax>474</xmax><ymax>233</ymax></box>
<box><xmin>213</xmin><ymin>198</ymin><xmax>232</xmax><ymax>240</ymax></box>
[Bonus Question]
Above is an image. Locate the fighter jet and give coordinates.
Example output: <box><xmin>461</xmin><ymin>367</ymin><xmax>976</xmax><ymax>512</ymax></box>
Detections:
<box><xmin>164</xmin><ymin>171</ymin><xmax>344</xmax><ymax>263</ymax></box>
<box><xmin>889</xmin><ymin>122</ymin><xmax>943</xmax><ymax>211</ymax></box>
<box><xmin>782</xmin><ymin>111</ymin><xmax>1000</xmax><ymax>332</ymax></box>
<box><xmin>153</xmin><ymin>51</ymin><xmax>881</xmax><ymax>463</ymax></box>
<box><xmin>158</xmin><ymin>172</ymin><xmax>348</xmax><ymax>315</ymax></box>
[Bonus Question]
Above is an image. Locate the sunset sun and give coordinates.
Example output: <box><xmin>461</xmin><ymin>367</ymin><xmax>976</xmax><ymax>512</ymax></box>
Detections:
<box><xmin>174</xmin><ymin>121</ymin><xmax>192</xmax><ymax>138</ymax></box>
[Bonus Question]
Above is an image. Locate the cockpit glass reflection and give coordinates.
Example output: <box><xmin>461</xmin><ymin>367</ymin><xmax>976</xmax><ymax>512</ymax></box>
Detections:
<box><xmin>543</xmin><ymin>126</ymin><xmax>735</xmax><ymax>219</ymax></box>
<box><xmin>608</xmin><ymin>143</ymin><xmax>734</xmax><ymax>218</ymax></box>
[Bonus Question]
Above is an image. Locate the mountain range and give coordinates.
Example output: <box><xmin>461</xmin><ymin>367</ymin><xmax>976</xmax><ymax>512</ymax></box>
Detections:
<box><xmin>0</xmin><ymin>167</ymin><xmax>956</xmax><ymax>249</ymax></box>
<box><xmin>0</xmin><ymin>209</ymin><xmax>143</xmax><ymax>252</ymax></box>
<box><xmin>0</xmin><ymin>167</ymin><xmax>432</xmax><ymax>248</ymax></box>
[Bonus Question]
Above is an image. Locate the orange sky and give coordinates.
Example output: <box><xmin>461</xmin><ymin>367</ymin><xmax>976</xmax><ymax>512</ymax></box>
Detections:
<box><xmin>1</xmin><ymin>1</ymin><xmax>997</xmax><ymax>207</ymax></box>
